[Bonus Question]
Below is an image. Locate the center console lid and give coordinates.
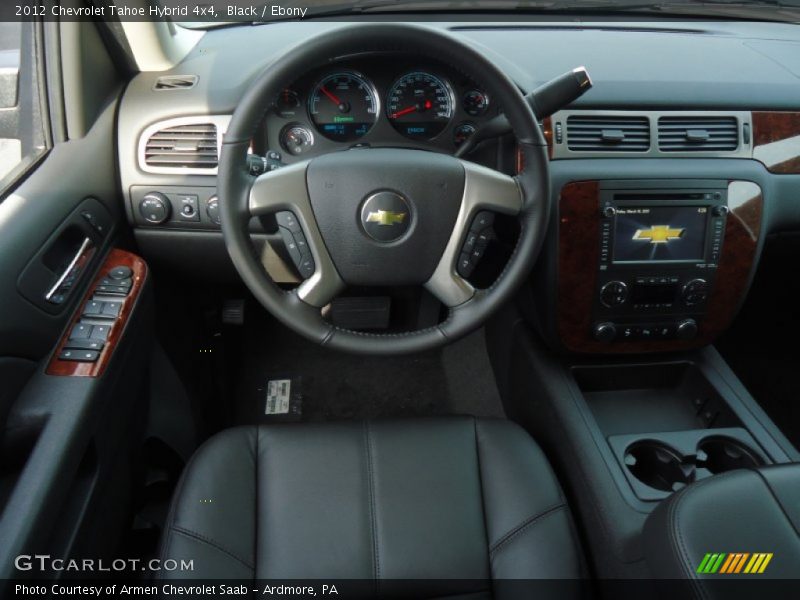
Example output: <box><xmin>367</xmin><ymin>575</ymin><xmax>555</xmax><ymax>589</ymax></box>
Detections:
<box><xmin>644</xmin><ymin>464</ymin><xmax>800</xmax><ymax>596</ymax></box>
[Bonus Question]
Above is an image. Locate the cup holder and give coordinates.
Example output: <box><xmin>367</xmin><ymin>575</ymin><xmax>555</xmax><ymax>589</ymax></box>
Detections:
<box><xmin>624</xmin><ymin>440</ymin><xmax>695</xmax><ymax>493</ymax></box>
<box><xmin>697</xmin><ymin>436</ymin><xmax>764</xmax><ymax>474</ymax></box>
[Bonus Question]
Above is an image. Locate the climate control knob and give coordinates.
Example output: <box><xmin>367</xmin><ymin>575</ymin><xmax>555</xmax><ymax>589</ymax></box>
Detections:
<box><xmin>593</xmin><ymin>322</ymin><xmax>617</xmax><ymax>343</ymax></box>
<box><xmin>676</xmin><ymin>319</ymin><xmax>699</xmax><ymax>340</ymax></box>
<box><xmin>600</xmin><ymin>281</ymin><xmax>628</xmax><ymax>308</ymax></box>
<box><xmin>139</xmin><ymin>192</ymin><xmax>170</xmax><ymax>224</ymax></box>
<box><xmin>681</xmin><ymin>278</ymin><xmax>708</xmax><ymax>307</ymax></box>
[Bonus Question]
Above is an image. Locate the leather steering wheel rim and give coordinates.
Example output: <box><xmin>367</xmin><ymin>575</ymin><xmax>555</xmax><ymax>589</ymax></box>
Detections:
<box><xmin>218</xmin><ymin>23</ymin><xmax>550</xmax><ymax>355</ymax></box>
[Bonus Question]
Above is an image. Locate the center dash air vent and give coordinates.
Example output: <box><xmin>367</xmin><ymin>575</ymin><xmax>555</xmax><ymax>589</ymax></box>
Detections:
<box><xmin>154</xmin><ymin>75</ymin><xmax>198</xmax><ymax>90</ymax></box>
<box><xmin>566</xmin><ymin>115</ymin><xmax>650</xmax><ymax>152</ymax></box>
<box><xmin>658</xmin><ymin>116</ymin><xmax>739</xmax><ymax>152</ymax></box>
<box><xmin>144</xmin><ymin>123</ymin><xmax>219</xmax><ymax>169</ymax></box>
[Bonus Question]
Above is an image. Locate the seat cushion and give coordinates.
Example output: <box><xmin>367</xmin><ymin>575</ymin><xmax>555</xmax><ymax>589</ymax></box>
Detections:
<box><xmin>159</xmin><ymin>417</ymin><xmax>585</xmax><ymax>595</ymax></box>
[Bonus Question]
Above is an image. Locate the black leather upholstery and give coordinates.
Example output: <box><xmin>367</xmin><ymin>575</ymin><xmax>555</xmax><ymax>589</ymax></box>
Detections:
<box><xmin>644</xmin><ymin>465</ymin><xmax>800</xmax><ymax>598</ymax></box>
<box><xmin>159</xmin><ymin>417</ymin><xmax>585</xmax><ymax>595</ymax></box>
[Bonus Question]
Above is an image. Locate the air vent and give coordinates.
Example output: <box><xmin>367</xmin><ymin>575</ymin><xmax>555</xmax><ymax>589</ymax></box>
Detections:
<box><xmin>566</xmin><ymin>115</ymin><xmax>650</xmax><ymax>152</ymax></box>
<box><xmin>144</xmin><ymin>123</ymin><xmax>218</xmax><ymax>169</ymax></box>
<box><xmin>154</xmin><ymin>75</ymin><xmax>198</xmax><ymax>90</ymax></box>
<box><xmin>658</xmin><ymin>116</ymin><xmax>738</xmax><ymax>152</ymax></box>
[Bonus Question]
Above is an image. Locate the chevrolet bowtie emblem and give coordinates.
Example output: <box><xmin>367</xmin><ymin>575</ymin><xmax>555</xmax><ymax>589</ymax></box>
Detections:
<box><xmin>365</xmin><ymin>210</ymin><xmax>407</xmax><ymax>226</ymax></box>
<box><xmin>633</xmin><ymin>225</ymin><xmax>685</xmax><ymax>244</ymax></box>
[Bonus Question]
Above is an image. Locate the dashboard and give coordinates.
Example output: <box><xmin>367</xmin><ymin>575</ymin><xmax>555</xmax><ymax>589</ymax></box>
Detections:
<box><xmin>116</xmin><ymin>19</ymin><xmax>800</xmax><ymax>354</ymax></box>
<box><xmin>255</xmin><ymin>55</ymin><xmax>500</xmax><ymax>162</ymax></box>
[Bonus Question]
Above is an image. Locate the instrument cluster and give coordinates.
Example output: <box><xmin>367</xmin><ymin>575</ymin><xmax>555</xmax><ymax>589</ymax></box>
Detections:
<box><xmin>258</xmin><ymin>56</ymin><xmax>498</xmax><ymax>162</ymax></box>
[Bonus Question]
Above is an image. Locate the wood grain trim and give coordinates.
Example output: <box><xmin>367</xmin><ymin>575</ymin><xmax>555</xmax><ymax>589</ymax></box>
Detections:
<box><xmin>556</xmin><ymin>181</ymin><xmax>763</xmax><ymax>354</ymax></box>
<box><xmin>752</xmin><ymin>112</ymin><xmax>800</xmax><ymax>174</ymax></box>
<box><xmin>46</xmin><ymin>249</ymin><xmax>148</xmax><ymax>377</ymax></box>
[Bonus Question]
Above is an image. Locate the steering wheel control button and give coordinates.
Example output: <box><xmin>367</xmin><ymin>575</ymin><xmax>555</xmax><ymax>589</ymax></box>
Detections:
<box><xmin>463</xmin><ymin>231</ymin><xmax>479</xmax><ymax>253</ymax></box>
<box><xmin>297</xmin><ymin>254</ymin><xmax>315</xmax><ymax>279</ymax></box>
<box><xmin>278</xmin><ymin>214</ymin><xmax>316</xmax><ymax>279</ymax></box>
<box><xmin>470</xmin><ymin>211</ymin><xmax>495</xmax><ymax>231</ymax></box>
<box><xmin>360</xmin><ymin>191</ymin><xmax>412</xmax><ymax>243</ymax></box>
<box><xmin>600</xmin><ymin>281</ymin><xmax>629</xmax><ymax>308</ymax></box>
<box><xmin>139</xmin><ymin>192</ymin><xmax>171</xmax><ymax>224</ymax></box>
<box><xmin>457</xmin><ymin>212</ymin><xmax>497</xmax><ymax>278</ymax></box>
<box><xmin>108</xmin><ymin>266</ymin><xmax>132</xmax><ymax>280</ymax></box>
<box><xmin>457</xmin><ymin>253</ymin><xmax>477</xmax><ymax>278</ymax></box>
<box><xmin>276</xmin><ymin>211</ymin><xmax>302</xmax><ymax>234</ymax></box>
<box><xmin>58</xmin><ymin>349</ymin><xmax>100</xmax><ymax>362</ymax></box>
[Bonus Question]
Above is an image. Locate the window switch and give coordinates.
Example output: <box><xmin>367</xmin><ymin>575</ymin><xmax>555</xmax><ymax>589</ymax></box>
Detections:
<box><xmin>101</xmin><ymin>302</ymin><xmax>122</xmax><ymax>318</ymax></box>
<box><xmin>100</xmin><ymin>277</ymin><xmax>131</xmax><ymax>288</ymax></box>
<box><xmin>90</xmin><ymin>324</ymin><xmax>112</xmax><ymax>341</ymax></box>
<box><xmin>96</xmin><ymin>284</ymin><xmax>129</xmax><ymax>295</ymax></box>
<box><xmin>69</xmin><ymin>323</ymin><xmax>93</xmax><ymax>340</ymax></box>
<box><xmin>83</xmin><ymin>300</ymin><xmax>105</xmax><ymax>317</ymax></box>
<box><xmin>64</xmin><ymin>339</ymin><xmax>104</xmax><ymax>351</ymax></box>
<box><xmin>59</xmin><ymin>349</ymin><xmax>99</xmax><ymax>362</ymax></box>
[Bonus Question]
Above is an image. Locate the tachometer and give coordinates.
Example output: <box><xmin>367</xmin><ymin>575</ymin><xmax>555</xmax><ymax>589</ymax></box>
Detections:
<box><xmin>308</xmin><ymin>71</ymin><xmax>379</xmax><ymax>142</ymax></box>
<box><xmin>386</xmin><ymin>72</ymin><xmax>454</xmax><ymax>140</ymax></box>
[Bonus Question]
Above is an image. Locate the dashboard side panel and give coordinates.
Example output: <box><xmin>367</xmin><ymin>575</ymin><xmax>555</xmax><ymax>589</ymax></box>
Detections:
<box><xmin>703</xmin><ymin>182</ymin><xmax>763</xmax><ymax>336</ymax></box>
<box><xmin>557</xmin><ymin>180</ymin><xmax>763</xmax><ymax>354</ymax></box>
<box><xmin>753</xmin><ymin>112</ymin><xmax>800</xmax><ymax>174</ymax></box>
<box><xmin>556</xmin><ymin>181</ymin><xmax>600</xmax><ymax>351</ymax></box>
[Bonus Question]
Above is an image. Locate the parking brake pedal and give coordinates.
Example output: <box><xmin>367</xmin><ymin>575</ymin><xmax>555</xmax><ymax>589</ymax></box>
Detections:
<box><xmin>222</xmin><ymin>299</ymin><xmax>245</xmax><ymax>325</ymax></box>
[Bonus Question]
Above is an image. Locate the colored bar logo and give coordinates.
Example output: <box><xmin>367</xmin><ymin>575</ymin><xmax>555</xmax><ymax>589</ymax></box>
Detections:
<box><xmin>696</xmin><ymin>553</ymin><xmax>773</xmax><ymax>574</ymax></box>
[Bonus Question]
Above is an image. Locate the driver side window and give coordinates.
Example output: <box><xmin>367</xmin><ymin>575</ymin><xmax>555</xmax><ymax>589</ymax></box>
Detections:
<box><xmin>0</xmin><ymin>20</ymin><xmax>48</xmax><ymax>195</ymax></box>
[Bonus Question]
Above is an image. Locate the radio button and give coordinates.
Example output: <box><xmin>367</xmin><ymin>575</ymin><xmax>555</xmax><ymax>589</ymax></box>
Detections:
<box><xmin>600</xmin><ymin>281</ymin><xmax>628</xmax><ymax>307</ymax></box>
<box><xmin>676</xmin><ymin>319</ymin><xmax>699</xmax><ymax>340</ymax></box>
<box><xmin>682</xmin><ymin>279</ymin><xmax>708</xmax><ymax>307</ymax></box>
<box><xmin>593</xmin><ymin>322</ymin><xmax>617</xmax><ymax>343</ymax></box>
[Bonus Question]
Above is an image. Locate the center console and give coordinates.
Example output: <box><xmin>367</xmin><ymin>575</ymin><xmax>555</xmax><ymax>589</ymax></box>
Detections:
<box><xmin>594</xmin><ymin>183</ymin><xmax>729</xmax><ymax>343</ymax></box>
<box><xmin>558</xmin><ymin>179</ymin><xmax>763</xmax><ymax>353</ymax></box>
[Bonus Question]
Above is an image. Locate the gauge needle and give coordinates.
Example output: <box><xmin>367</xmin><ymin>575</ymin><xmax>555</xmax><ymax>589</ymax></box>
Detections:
<box><xmin>391</xmin><ymin>106</ymin><xmax>417</xmax><ymax>119</ymax></box>
<box><xmin>391</xmin><ymin>100</ymin><xmax>433</xmax><ymax>119</ymax></box>
<box><xmin>320</xmin><ymin>86</ymin><xmax>341</xmax><ymax>105</ymax></box>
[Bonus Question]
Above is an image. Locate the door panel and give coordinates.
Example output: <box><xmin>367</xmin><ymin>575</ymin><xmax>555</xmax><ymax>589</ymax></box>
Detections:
<box><xmin>0</xmin><ymin>19</ymin><xmax>153</xmax><ymax>580</ymax></box>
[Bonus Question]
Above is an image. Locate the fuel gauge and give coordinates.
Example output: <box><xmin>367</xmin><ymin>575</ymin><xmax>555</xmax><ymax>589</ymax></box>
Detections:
<box><xmin>280</xmin><ymin>124</ymin><xmax>314</xmax><ymax>156</ymax></box>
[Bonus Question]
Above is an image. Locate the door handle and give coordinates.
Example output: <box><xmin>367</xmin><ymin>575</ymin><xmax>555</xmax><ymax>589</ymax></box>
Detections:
<box><xmin>45</xmin><ymin>236</ymin><xmax>95</xmax><ymax>304</ymax></box>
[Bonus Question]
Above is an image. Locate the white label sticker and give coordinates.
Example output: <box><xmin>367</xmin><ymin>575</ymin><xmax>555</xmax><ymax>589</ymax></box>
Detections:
<box><xmin>265</xmin><ymin>379</ymin><xmax>291</xmax><ymax>415</ymax></box>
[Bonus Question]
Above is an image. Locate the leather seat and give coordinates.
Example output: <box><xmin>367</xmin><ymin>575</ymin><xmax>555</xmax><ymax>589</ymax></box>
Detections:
<box><xmin>159</xmin><ymin>417</ymin><xmax>585</xmax><ymax>595</ymax></box>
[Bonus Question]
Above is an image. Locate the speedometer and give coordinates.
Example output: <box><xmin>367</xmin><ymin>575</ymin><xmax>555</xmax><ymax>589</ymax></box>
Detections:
<box><xmin>308</xmin><ymin>71</ymin><xmax>379</xmax><ymax>142</ymax></box>
<box><xmin>386</xmin><ymin>72</ymin><xmax>454</xmax><ymax>140</ymax></box>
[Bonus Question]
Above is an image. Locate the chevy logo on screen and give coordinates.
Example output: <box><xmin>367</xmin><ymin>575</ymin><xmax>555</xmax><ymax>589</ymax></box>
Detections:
<box><xmin>632</xmin><ymin>225</ymin><xmax>686</xmax><ymax>244</ymax></box>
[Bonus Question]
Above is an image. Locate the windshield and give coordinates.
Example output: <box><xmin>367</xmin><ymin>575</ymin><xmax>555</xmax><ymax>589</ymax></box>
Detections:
<box><xmin>176</xmin><ymin>0</ymin><xmax>800</xmax><ymax>28</ymax></box>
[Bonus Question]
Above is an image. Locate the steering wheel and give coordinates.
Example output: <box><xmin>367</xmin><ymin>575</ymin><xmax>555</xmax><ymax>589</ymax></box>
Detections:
<box><xmin>218</xmin><ymin>23</ymin><xmax>550</xmax><ymax>355</ymax></box>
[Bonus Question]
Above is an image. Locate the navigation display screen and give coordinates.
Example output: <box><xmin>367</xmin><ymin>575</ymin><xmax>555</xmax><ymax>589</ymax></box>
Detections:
<box><xmin>613</xmin><ymin>206</ymin><xmax>708</xmax><ymax>262</ymax></box>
